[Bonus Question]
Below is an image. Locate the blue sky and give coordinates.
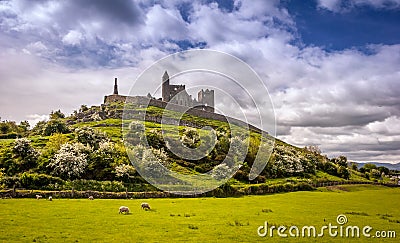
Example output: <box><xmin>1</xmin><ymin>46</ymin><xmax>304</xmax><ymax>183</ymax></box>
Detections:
<box><xmin>285</xmin><ymin>0</ymin><xmax>400</xmax><ymax>50</ymax></box>
<box><xmin>0</xmin><ymin>0</ymin><xmax>399</xmax><ymax>163</ymax></box>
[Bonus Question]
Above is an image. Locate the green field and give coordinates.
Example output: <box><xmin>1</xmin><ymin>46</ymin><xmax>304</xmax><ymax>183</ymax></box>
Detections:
<box><xmin>1</xmin><ymin>185</ymin><xmax>399</xmax><ymax>242</ymax></box>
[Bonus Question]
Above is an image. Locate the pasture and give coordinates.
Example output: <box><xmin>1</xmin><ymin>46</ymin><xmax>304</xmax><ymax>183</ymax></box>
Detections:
<box><xmin>0</xmin><ymin>185</ymin><xmax>399</xmax><ymax>242</ymax></box>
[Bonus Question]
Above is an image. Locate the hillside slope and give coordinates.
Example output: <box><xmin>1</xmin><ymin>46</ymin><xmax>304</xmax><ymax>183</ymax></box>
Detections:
<box><xmin>0</xmin><ymin>102</ymin><xmax>394</xmax><ymax>195</ymax></box>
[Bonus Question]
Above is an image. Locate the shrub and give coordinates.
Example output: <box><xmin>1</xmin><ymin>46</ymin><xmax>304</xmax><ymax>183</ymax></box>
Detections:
<box><xmin>48</xmin><ymin>143</ymin><xmax>90</xmax><ymax>180</ymax></box>
<box><xmin>19</xmin><ymin>172</ymin><xmax>65</xmax><ymax>189</ymax></box>
<box><xmin>12</xmin><ymin>138</ymin><xmax>39</xmax><ymax>171</ymax></box>
<box><xmin>43</xmin><ymin>119</ymin><xmax>69</xmax><ymax>136</ymax></box>
<box><xmin>65</xmin><ymin>179</ymin><xmax>125</xmax><ymax>192</ymax></box>
<box><xmin>75</xmin><ymin>126</ymin><xmax>108</xmax><ymax>150</ymax></box>
<box><xmin>146</xmin><ymin>129</ymin><xmax>165</xmax><ymax>149</ymax></box>
<box><xmin>1</xmin><ymin>176</ymin><xmax>20</xmax><ymax>188</ymax></box>
<box><xmin>0</xmin><ymin>168</ymin><xmax>4</xmax><ymax>189</ymax></box>
<box><xmin>337</xmin><ymin>166</ymin><xmax>350</xmax><ymax>179</ymax></box>
<box><xmin>181</xmin><ymin>127</ymin><xmax>200</xmax><ymax>149</ymax></box>
<box><xmin>0</xmin><ymin>132</ymin><xmax>18</xmax><ymax>139</ymax></box>
<box><xmin>115</xmin><ymin>164</ymin><xmax>136</xmax><ymax>182</ymax></box>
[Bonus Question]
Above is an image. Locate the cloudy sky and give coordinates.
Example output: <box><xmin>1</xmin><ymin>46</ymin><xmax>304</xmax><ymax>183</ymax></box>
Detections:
<box><xmin>0</xmin><ymin>0</ymin><xmax>399</xmax><ymax>163</ymax></box>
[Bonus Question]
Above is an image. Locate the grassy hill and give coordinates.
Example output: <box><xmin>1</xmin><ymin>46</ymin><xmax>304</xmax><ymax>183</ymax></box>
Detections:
<box><xmin>0</xmin><ymin>102</ymin><xmax>396</xmax><ymax>196</ymax></box>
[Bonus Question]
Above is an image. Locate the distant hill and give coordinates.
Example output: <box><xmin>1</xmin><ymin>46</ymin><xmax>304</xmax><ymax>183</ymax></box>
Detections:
<box><xmin>354</xmin><ymin>162</ymin><xmax>400</xmax><ymax>171</ymax></box>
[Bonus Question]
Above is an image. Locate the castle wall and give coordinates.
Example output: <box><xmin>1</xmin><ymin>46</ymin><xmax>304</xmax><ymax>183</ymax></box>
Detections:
<box><xmin>104</xmin><ymin>94</ymin><xmax>263</xmax><ymax>133</ymax></box>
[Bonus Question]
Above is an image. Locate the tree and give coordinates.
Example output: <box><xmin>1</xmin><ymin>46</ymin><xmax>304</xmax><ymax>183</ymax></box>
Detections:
<box><xmin>0</xmin><ymin>122</ymin><xmax>11</xmax><ymax>134</ymax></box>
<box><xmin>18</xmin><ymin>121</ymin><xmax>30</xmax><ymax>134</ymax></box>
<box><xmin>79</xmin><ymin>105</ymin><xmax>89</xmax><ymax>113</ymax></box>
<box><xmin>337</xmin><ymin>166</ymin><xmax>350</xmax><ymax>179</ymax></box>
<box><xmin>363</xmin><ymin>163</ymin><xmax>377</xmax><ymax>172</ymax></box>
<box><xmin>43</xmin><ymin>119</ymin><xmax>69</xmax><ymax>136</ymax></box>
<box><xmin>350</xmin><ymin>162</ymin><xmax>358</xmax><ymax>171</ymax></box>
<box><xmin>377</xmin><ymin>166</ymin><xmax>389</xmax><ymax>175</ymax></box>
<box><xmin>370</xmin><ymin>169</ymin><xmax>381</xmax><ymax>179</ymax></box>
<box><xmin>49</xmin><ymin>110</ymin><xmax>65</xmax><ymax>120</ymax></box>
<box><xmin>48</xmin><ymin>143</ymin><xmax>89</xmax><ymax>180</ymax></box>
<box><xmin>305</xmin><ymin>145</ymin><xmax>322</xmax><ymax>155</ymax></box>
<box><xmin>0</xmin><ymin>120</ymin><xmax>19</xmax><ymax>134</ymax></box>
<box><xmin>88</xmin><ymin>141</ymin><xmax>117</xmax><ymax>180</ymax></box>
<box><xmin>332</xmin><ymin>155</ymin><xmax>348</xmax><ymax>167</ymax></box>
<box><xmin>30</xmin><ymin>120</ymin><xmax>47</xmax><ymax>135</ymax></box>
<box><xmin>12</xmin><ymin>138</ymin><xmax>39</xmax><ymax>171</ymax></box>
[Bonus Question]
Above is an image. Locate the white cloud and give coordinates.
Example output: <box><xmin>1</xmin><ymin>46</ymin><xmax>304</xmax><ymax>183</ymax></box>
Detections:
<box><xmin>26</xmin><ymin>114</ymin><xmax>48</xmax><ymax>127</ymax></box>
<box><xmin>317</xmin><ymin>0</ymin><xmax>344</xmax><ymax>11</ymax></box>
<box><xmin>143</xmin><ymin>4</ymin><xmax>189</xmax><ymax>42</ymax></box>
<box><xmin>62</xmin><ymin>30</ymin><xmax>84</xmax><ymax>46</ymax></box>
<box><xmin>317</xmin><ymin>0</ymin><xmax>400</xmax><ymax>12</ymax></box>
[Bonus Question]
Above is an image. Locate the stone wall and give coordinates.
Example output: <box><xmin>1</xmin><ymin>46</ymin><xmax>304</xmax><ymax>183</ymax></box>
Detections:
<box><xmin>104</xmin><ymin>94</ymin><xmax>265</xmax><ymax>133</ymax></box>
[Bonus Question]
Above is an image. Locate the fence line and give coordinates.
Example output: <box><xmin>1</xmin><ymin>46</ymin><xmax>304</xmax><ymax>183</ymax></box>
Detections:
<box><xmin>1</xmin><ymin>180</ymin><xmax>398</xmax><ymax>199</ymax></box>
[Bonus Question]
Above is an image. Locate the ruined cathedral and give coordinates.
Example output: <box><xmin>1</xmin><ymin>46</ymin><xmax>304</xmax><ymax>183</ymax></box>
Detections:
<box><xmin>161</xmin><ymin>71</ymin><xmax>214</xmax><ymax>112</ymax></box>
<box><xmin>104</xmin><ymin>71</ymin><xmax>215</xmax><ymax>113</ymax></box>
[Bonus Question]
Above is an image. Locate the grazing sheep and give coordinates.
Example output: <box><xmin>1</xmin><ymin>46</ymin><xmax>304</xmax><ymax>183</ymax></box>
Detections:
<box><xmin>88</xmin><ymin>196</ymin><xmax>94</xmax><ymax>200</ymax></box>
<box><xmin>48</xmin><ymin>196</ymin><xmax>52</xmax><ymax>201</ymax></box>
<box><xmin>141</xmin><ymin>202</ymin><xmax>151</xmax><ymax>210</ymax></box>
<box><xmin>36</xmin><ymin>195</ymin><xmax>42</xmax><ymax>200</ymax></box>
<box><xmin>119</xmin><ymin>206</ymin><xmax>130</xmax><ymax>214</ymax></box>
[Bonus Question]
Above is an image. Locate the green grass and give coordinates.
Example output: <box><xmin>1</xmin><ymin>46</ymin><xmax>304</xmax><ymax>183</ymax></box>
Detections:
<box><xmin>1</xmin><ymin>185</ymin><xmax>399</xmax><ymax>242</ymax></box>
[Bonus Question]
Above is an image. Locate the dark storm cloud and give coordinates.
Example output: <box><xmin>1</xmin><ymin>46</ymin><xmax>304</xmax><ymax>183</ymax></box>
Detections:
<box><xmin>15</xmin><ymin>0</ymin><xmax>144</xmax><ymax>27</ymax></box>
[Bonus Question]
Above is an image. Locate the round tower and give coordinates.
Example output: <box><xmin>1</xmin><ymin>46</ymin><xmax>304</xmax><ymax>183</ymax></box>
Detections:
<box><xmin>162</xmin><ymin>71</ymin><xmax>170</xmax><ymax>102</ymax></box>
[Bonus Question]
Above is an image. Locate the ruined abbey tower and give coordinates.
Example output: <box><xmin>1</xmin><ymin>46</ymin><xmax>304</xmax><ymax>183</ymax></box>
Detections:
<box><xmin>161</xmin><ymin>71</ymin><xmax>214</xmax><ymax>112</ymax></box>
<box><xmin>104</xmin><ymin>71</ymin><xmax>215</xmax><ymax>113</ymax></box>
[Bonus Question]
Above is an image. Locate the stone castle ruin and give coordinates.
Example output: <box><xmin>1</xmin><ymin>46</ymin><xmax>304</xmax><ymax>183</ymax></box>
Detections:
<box><xmin>104</xmin><ymin>71</ymin><xmax>215</xmax><ymax>113</ymax></box>
<box><xmin>103</xmin><ymin>71</ymin><xmax>264</xmax><ymax>133</ymax></box>
<box><xmin>161</xmin><ymin>71</ymin><xmax>214</xmax><ymax>112</ymax></box>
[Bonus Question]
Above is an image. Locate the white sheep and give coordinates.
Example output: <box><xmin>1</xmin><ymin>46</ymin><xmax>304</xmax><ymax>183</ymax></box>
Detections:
<box><xmin>48</xmin><ymin>196</ymin><xmax>52</xmax><ymax>201</ymax></box>
<box><xmin>88</xmin><ymin>196</ymin><xmax>94</xmax><ymax>200</ymax></box>
<box><xmin>141</xmin><ymin>202</ymin><xmax>151</xmax><ymax>210</ymax></box>
<box><xmin>119</xmin><ymin>206</ymin><xmax>130</xmax><ymax>214</ymax></box>
<box><xmin>36</xmin><ymin>195</ymin><xmax>42</xmax><ymax>200</ymax></box>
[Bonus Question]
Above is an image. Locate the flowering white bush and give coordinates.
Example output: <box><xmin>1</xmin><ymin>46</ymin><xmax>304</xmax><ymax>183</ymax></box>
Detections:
<box><xmin>230</xmin><ymin>136</ymin><xmax>247</xmax><ymax>159</ymax></box>
<box><xmin>115</xmin><ymin>164</ymin><xmax>136</xmax><ymax>178</ymax></box>
<box><xmin>48</xmin><ymin>143</ymin><xmax>89</xmax><ymax>179</ymax></box>
<box><xmin>211</xmin><ymin>163</ymin><xmax>231</xmax><ymax>180</ymax></box>
<box><xmin>13</xmin><ymin>138</ymin><xmax>38</xmax><ymax>160</ymax></box>
<box><xmin>141</xmin><ymin>148</ymin><xmax>167</xmax><ymax>178</ymax></box>
<box><xmin>75</xmin><ymin>126</ymin><xmax>108</xmax><ymax>149</ymax></box>
<box><xmin>268</xmin><ymin>144</ymin><xmax>318</xmax><ymax>177</ymax></box>
<box><xmin>181</xmin><ymin>128</ymin><xmax>200</xmax><ymax>148</ymax></box>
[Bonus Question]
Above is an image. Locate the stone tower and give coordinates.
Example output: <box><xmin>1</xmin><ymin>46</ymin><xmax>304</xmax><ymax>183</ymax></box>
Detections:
<box><xmin>198</xmin><ymin>89</ymin><xmax>214</xmax><ymax>111</ymax></box>
<box><xmin>113</xmin><ymin>77</ymin><xmax>118</xmax><ymax>95</ymax></box>
<box><xmin>162</xmin><ymin>71</ymin><xmax>170</xmax><ymax>102</ymax></box>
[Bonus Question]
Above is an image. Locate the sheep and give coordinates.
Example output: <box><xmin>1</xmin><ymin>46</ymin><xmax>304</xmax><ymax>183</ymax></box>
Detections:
<box><xmin>88</xmin><ymin>196</ymin><xmax>94</xmax><ymax>200</ymax></box>
<box><xmin>36</xmin><ymin>195</ymin><xmax>42</xmax><ymax>200</ymax></box>
<box><xmin>48</xmin><ymin>196</ymin><xmax>52</xmax><ymax>201</ymax></box>
<box><xmin>119</xmin><ymin>206</ymin><xmax>130</xmax><ymax>214</ymax></box>
<box><xmin>141</xmin><ymin>202</ymin><xmax>151</xmax><ymax>210</ymax></box>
